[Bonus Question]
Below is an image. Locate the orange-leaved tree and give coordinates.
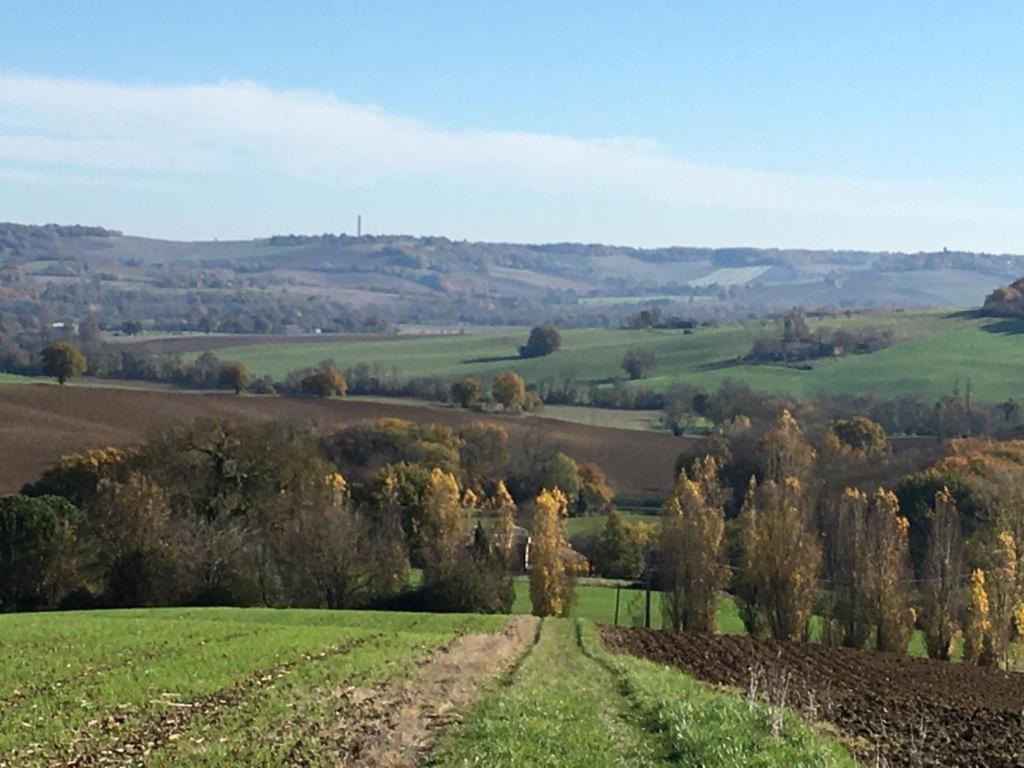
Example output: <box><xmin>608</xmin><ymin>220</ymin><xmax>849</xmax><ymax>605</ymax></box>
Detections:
<box><xmin>529</xmin><ymin>487</ymin><xmax>571</xmax><ymax>617</ymax></box>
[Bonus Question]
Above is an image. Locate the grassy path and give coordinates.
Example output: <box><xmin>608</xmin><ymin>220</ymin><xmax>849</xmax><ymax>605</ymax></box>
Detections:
<box><xmin>432</xmin><ymin>618</ymin><xmax>856</xmax><ymax>767</ymax></box>
<box><xmin>431</xmin><ymin>618</ymin><xmax>669</xmax><ymax>767</ymax></box>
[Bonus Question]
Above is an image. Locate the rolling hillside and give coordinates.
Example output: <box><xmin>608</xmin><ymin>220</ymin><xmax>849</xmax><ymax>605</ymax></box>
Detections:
<box><xmin>3</xmin><ymin>223</ymin><xmax>1023</xmax><ymax>331</ymax></box>
<box><xmin>200</xmin><ymin>310</ymin><xmax>1024</xmax><ymax>403</ymax></box>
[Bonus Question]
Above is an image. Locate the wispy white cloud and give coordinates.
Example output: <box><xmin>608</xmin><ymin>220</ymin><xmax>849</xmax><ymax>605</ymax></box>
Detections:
<box><xmin>0</xmin><ymin>73</ymin><xmax>1020</xmax><ymax>248</ymax></box>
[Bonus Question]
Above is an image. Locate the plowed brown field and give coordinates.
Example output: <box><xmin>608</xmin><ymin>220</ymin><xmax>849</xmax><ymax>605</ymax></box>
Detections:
<box><xmin>602</xmin><ymin>626</ymin><xmax>1024</xmax><ymax>767</ymax></box>
<box><xmin>0</xmin><ymin>383</ymin><xmax>690</xmax><ymax>497</ymax></box>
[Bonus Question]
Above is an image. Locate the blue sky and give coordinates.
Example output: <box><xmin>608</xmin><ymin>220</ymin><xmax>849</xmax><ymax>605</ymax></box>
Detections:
<box><xmin>1</xmin><ymin>1</ymin><xmax>1023</xmax><ymax>250</ymax></box>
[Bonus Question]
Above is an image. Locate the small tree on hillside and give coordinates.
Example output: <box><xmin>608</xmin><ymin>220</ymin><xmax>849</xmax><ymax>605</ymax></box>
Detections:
<box><xmin>519</xmin><ymin>324</ymin><xmax>562</xmax><ymax>358</ymax></box>
<box><xmin>218</xmin><ymin>362</ymin><xmax>252</xmax><ymax>395</ymax></box>
<box><xmin>529</xmin><ymin>487</ymin><xmax>572</xmax><ymax>617</ymax></box>
<box><xmin>301</xmin><ymin>365</ymin><xmax>348</xmax><ymax>397</ymax></box>
<box><xmin>449</xmin><ymin>377</ymin><xmax>485</xmax><ymax>408</ymax></box>
<box><xmin>621</xmin><ymin>348</ymin><xmax>655</xmax><ymax>380</ymax></box>
<box><xmin>492</xmin><ymin>372</ymin><xmax>526</xmax><ymax>410</ymax></box>
<box><xmin>659</xmin><ymin>456</ymin><xmax>728</xmax><ymax>631</ymax></box>
<box><xmin>41</xmin><ymin>341</ymin><xmax>87</xmax><ymax>385</ymax></box>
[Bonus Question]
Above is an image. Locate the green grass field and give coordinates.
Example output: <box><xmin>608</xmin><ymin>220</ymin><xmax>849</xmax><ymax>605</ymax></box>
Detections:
<box><xmin>201</xmin><ymin>310</ymin><xmax>1024</xmax><ymax>402</ymax></box>
<box><xmin>0</xmin><ymin>607</ymin><xmax>504</xmax><ymax>765</ymax></box>
<box><xmin>564</xmin><ymin>512</ymin><xmax>658</xmax><ymax>541</ymax></box>
<box><xmin>508</xmin><ymin>581</ymin><xmax>940</xmax><ymax>657</ymax></box>
<box><xmin>433</xmin><ymin>619</ymin><xmax>854</xmax><ymax>767</ymax></box>
<box><xmin>0</xmin><ymin>608</ymin><xmax>852</xmax><ymax>767</ymax></box>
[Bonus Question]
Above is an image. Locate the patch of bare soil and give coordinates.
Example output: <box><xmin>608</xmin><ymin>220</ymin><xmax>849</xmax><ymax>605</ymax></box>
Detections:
<box><xmin>0</xmin><ymin>383</ymin><xmax>693</xmax><ymax>499</ymax></box>
<box><xmin>315</xmin><ymin>615</ymin><xmax>539</xmax><ymax>767</ymax></box>
<box><xmin>602</xmin><ymin>626</ymin><xmax>1024</xmax><ymax>767</ymax></box>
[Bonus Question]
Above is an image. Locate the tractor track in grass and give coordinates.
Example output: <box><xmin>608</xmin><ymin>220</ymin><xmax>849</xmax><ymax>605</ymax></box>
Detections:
<box><xmin>312</xmin><ymin>615</ymin><xmax>538</xmax><ymax>767</ymax></box>
<box><xmin>0</xmin><ymin>627</ymin><xmax>266</xmax><ymax>721</ymax></box>
<box><xmin>24</xmin><ymin>636</ymin><xmax>376</xmax><ymax>768</ymax></box>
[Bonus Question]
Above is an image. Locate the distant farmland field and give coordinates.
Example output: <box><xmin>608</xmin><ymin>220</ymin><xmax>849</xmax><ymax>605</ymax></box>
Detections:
<box><xmin>0</xmin><ymin>383</ymin><xmax>691</xmax><ymax>498</ymax></box>
<box><xmin>199</xmin><ymin>310</ymin><xmax>1024</xmax><ymax>402</ymax></box>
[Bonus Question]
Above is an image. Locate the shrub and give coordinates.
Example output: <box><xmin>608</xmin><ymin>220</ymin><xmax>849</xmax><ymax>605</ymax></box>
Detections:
<box><xmin>493</xmin><ymin>372</ymin><xmax>526</xmax><ymax>410</ymax></box>
<box><xmin>519</xmin><ymin>324</ymin><xmax>561</xmax><ymax>358</ymax></box>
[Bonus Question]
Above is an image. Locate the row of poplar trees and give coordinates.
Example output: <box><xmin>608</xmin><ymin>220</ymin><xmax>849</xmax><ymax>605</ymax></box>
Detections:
<box><xmin>658</xmin><ymin>409</ymin><xmax>1022</xmax><ymax>667</ymax></box>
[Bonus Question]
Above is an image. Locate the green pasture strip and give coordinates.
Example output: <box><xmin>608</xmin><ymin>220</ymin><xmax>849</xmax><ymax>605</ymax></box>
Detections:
<box><xmin>431</xmin><ymin>617</ymin><xmax>670</xmax><ymax>767</ymax></box>
<box><xmin>579</xmin><ymin>622</ymin><xmax>857</xmax><ymax>767</ymax></box>
<box><xmin>200</xmin><ymin>310</ymin><xmax>1024</xmax><ymax>402</ymax></box>
<box><xmin>433</xmin><ymin>617</ymin><xmax>854</xmax><ymax>767</ymax></box>
<box><xmin>564</xmin><ymin>513</ymin><xmax>659</xmax><ymax>542</ymax></box>
<box><xmin>509</xmin><ymin>581</ymin><xmax>745</xmax><ymax>633</ymax></box>
<box><xmin>509</xmin><ymin>584</ymin><xmax>939</xmax><ymax>658</ymax></box>
<box><xmin>148</xmin><ymin>613</ymin><xmax>506</xmax><ymax>766</ymax></box>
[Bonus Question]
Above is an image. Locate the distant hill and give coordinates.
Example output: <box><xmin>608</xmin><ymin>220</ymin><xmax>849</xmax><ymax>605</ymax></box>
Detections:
<box><xmin>2</xmin><ymin>222</ymin><xmax>1022</xmax><ymax>330</ymax></box>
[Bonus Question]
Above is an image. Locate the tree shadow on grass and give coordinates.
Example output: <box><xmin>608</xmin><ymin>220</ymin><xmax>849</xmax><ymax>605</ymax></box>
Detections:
<box><xmin>462</xmin><ymin>354</ymin><xmax>522</xmax><ymax>364</ymax></box>
<box><xmin>979</xmin><ymin>319</ymin><xmax>1024</xmax><ymax>336</ymax></box>
<box><xmin>695</xmin><ymin>357</ymin><xmax>747</xmax><ymax>372</ymax></box>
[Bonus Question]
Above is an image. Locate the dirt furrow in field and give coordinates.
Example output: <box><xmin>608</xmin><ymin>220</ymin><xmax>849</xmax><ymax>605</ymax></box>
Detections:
<box><xmin>309</xmin><ymin>615</ymin><xmax>539</xmax><ymax>767</ymax></box>
<box><xmin>42</xmin><ymin>637</ymin><xmax>373</xmax><ymax>768</ymax></box>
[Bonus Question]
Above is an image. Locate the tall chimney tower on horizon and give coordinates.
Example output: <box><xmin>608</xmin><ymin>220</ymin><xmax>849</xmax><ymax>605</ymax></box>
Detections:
<box><xmin>357</xmin><ymin>214</ymin><xmax>362</xmax><ymax>237</ymax></box>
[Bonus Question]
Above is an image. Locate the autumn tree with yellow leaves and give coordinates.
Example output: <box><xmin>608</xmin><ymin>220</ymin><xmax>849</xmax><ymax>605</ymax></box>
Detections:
<box><xmin>736</xmin><ymin>410</ymin><xmax>821</xmax><ymax>641</ymax></box>
<box><xmin>660</xmin><ymin>456</ymin><xmax>728</xmax><ymax>632</ymax></box>
<box><xmin>736</xmin><ymin>475</ymin><xmax>821</xmax><ymax>641</ymax></box>
<box><xmin>758</xmin><ymin>408</ymin><xmax>817</xmax><ymax>483</ymax></box>
<box><xmin>420</xmin><ymin>468</ymin><xmax>467</xmax><ymax>589</ymax></box>
<box><xmin>490</xmin><ymin>480</ymin><xmax>519</xmax><ymax>568</ymax></box>
<box><xmin>867</xmin><ymin>488</ymin><xmax>915</xmax><ymax>654</ymax></box>
<box><xmin>970</xmin><ymin>530</ymin><xmax>1021</xmax><ymax>667</ymax></box>
<box><xmin>963</xmin><ymin>568</ymin><xmax>991</xmax><ymax>665</ymax></box>
<box><xmin>529</xmin><ymin>487</ymin><xmax>572</xmax><ymax>617</ymax></box>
